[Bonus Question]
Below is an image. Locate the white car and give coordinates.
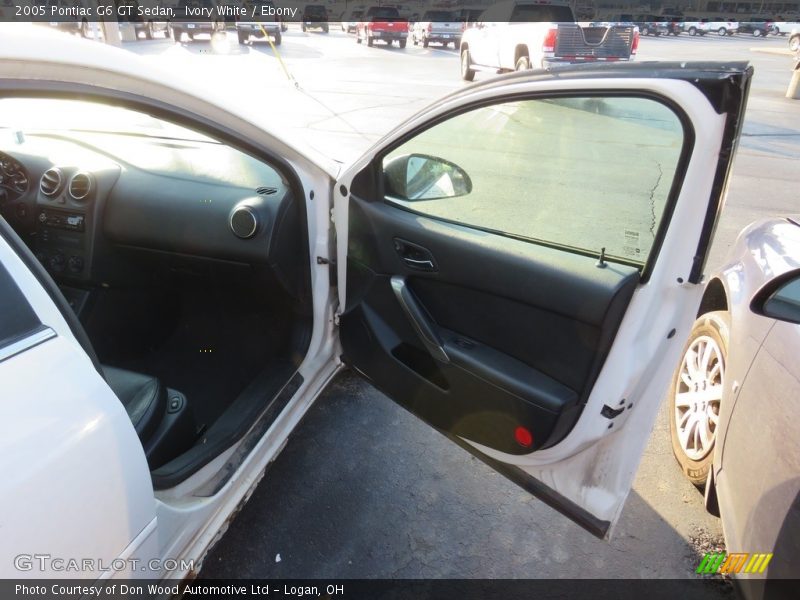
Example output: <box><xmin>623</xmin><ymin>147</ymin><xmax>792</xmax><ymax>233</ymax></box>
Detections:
<box><xmin>0</xmin><ymin>29</ymin><xmax>752</xmax><ymax>580</ymax></box>
<box><xmin>682</xmin><ymin>18</ymin><xmax>738</xmax><ymax>36</ymax></box>
<box><xmin>771</xmin><ymin>20</ymin><xmax>800</xmax><ymax>36</ymax></box>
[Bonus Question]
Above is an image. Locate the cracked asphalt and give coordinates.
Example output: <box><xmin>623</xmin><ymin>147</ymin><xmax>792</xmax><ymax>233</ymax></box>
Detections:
<box><xmin>114</xmin><ymin>29</ymin><xmax>796</xmax><ymax>581</ymax></box>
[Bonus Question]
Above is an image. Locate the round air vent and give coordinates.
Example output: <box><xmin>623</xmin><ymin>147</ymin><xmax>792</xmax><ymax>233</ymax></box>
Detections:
<box><xmin>230</xmin><ymin>206</ymin><xmax>259</xmax><ymax>239</ymax></box>
<box><xmin>68</xmin><ymin>172</ymin><xmax>92</xmax><ymax>201</ymax></box>
<box><xmin>40</xmin><ymin>168</ymin><xmax>63</xmax><ymax>197</ymax></box>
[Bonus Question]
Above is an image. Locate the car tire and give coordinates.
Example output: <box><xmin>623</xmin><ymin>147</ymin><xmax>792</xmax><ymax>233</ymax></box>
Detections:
<box><xmin>753</xmin><ymin>28</ymin><xmax>763</xmax><ymax>37</ymax></box>
<box><xmin>423</xmin><ymin>37</ymin><xmax>429</xmax><ymax>48</ymax></box>
<box><xmin>399</xmin><ymin>39</ymin><xmax>406</xmax><ymax>48</ymax></box>
<box><xmin>274</xmin><ymin>31</ymin><xmax>281</xmax><ymax>45</ymax></box>
<box><xmin>356</xmin><ymin>30</ymin><xmax>362</xmax><ymax>43</ymax></box>
<box><xmin>323</xmin><ymin>26</ymin><xmax>328</xmax><ymax>33</ymax></box>
<box><xmin>460</xmin><ymin>48</ymin><xmax>475</xmax><ymax>81</ymax></box>
<box><xmin>718</xmin><ymin>27</ymin><xmax>727</xmax><ymax>36</ymax></box>
<box><xmin>688</xmin><ymin>27</ymin><xmax>697</xmax><ymax>36</ymax></box>
<box><xmin>367</xmin><ymin>34</ymin><xmax>373</xmax><ymax>47</ymax></box>
<box><xmin>791</xmin><ymin>35</ymin><xmax>800</xmax><ymax>51</ymax></box>
<box><xmin>515</xmin><ymin>55</ymin><xmax>531</xmax><ymax>71</ymax></box>
<box><xmin>238</xmin><ymin>30</ymin><xmax>247</xmax><ymax>44</ymax></box>
<box><xmin>412</xmin><ymin>36</ymin><xmax>418</xmax><ymax>45</ymax></box>
<box><xmin>172</xmin><ymin>27</ymin><xmax>183</xmax><ymax>42</ymax></box>
<box><xmin>668</xmin><ymin>311</ymin><xmax>728</xmax><ymax>487</ymax></box>
<box><xmin>301</xmin><ymin>24</ymin><xmax>306</xmax><ymax>32</ymax></box>
<box><xmin>642</xmin><ymin>26</ymin><xmax>650</xmax><ymax>35</ymax></box>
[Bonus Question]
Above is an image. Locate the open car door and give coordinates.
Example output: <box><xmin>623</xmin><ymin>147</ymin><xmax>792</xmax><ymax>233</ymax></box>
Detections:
<box><xmin>334</xmin><ymin>63</ymin><xmax>751</xmax><ymax>538</ymax></box>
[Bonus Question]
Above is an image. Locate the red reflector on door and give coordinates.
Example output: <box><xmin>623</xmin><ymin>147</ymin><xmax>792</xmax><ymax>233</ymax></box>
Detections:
<box><xmin>514</xmin><ymin>426</ymin><xmax>533</xmax><ymax>448</ymax></box>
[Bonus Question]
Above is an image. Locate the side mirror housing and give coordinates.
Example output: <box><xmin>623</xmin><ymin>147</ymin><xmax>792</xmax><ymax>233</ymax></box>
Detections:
<box><xmin>383</xmin><ymin>153</ymin><xmax>472</xmax><ymax>201</ymax></box>
<box><xmin>750</xmin><ymin>269</ymin><xmax>800</xmax><ymax>325</ymax></box>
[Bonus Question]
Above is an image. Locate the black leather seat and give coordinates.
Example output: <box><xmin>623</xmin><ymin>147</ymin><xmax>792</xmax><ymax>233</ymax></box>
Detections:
<box><xmin>103</xmin><ymin>366</ymin><xmax>167</xmax><ymax>441</ymax></box>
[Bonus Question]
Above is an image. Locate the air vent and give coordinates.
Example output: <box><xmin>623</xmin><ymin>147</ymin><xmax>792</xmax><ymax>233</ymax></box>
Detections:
<box><xmin>68</xmin><ymin>172</ymin><xmax>92</xmax><ymax>201</ymax></box>
<box><xmin>40</xmin><ymin>168</ymin><xmax>63</xmax><ymax>197</ymax></box>
<box><xmin>256</xmin><ymin>186</ymin><xmax>278</xmax><ymax>195</ymax></box>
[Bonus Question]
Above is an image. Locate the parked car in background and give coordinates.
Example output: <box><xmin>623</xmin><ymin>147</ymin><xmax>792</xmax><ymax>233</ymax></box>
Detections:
<box><xmin>771</xmin><ymin>18</ymin><xmax>800</xmax><ymax>36</ymax></box>
<box><xmin>738</xmin><ymin>18</ymin><xmax>773</xmax><ymax>37</ymax></box>
<box><xmin>668</xmin><ymin>217</ymin><xmax>800</xmax><ymax>584</ymax></box>
<box><xmin>356</xmin><ymin>6</ymin><xmax>409</xmax><ymax>48</ymax></box>
<box><xmin>235</xmin><ymin>0</ymin><xmax>282</xmax><ymax>45</ymax></box>
<box><xmin>606</xmin><ymin>13</ymin><xmax>668</xmax><ymax>36</ymax></box>
<box><xmin>454</xmin><ymin>5</ymin><xmax>486</xmax><ymax>27</ymax></box>
<box><xmin>663</xmin><ymin>15</ymin><xmax>684</xmax><ymax>35</ymax></box>
<box><xmin>703</xmin><ymin>18</ymin><xmax>739</xmax><ymax>36</ymax></box>
<box><xmin>460</xmin><ymin>0</ymin><xmax>638</xmax><ymax>81</ymax></box>
<box><xmin>302</xmin><ymin>4</ymin><xmax>329</xmax><ymax>33</ymax></box>
<box><xmin>34</xmin><ymin>0</ymin><xmax>91</xmax><ymax>37</ymax></box>
<box><xmin>680</xmin><ymin>17</ymin><xmax>737</xmax><ymax>36</ymax></box>
<box><xmin>172</xmin><ymin>0</ymin><xmax>224</xmax><ymax>42</ymax></box>
<box><xmin>340</xmin><ymin>6</ymin><xmax>365</xmax><ymax>32</ymax></box>
<box><xmin>634</xmin><ymin>15</ymin><xmax>670</xmax><ymax>36</ymax></box>
<box><xmin>115</xmin><ymin>0</ymin><xmax>170</xmax><ymax>39</ymax></box>
<box><xmin>787</xmin><ymin>27</ymin><xmax>800</xmax><ymax>51</ymax></box>
<box><xmin>681</xmin><ymin>18</ymin><xmax>709</xmax><ymax>36</ymax></box>
<box><xmin>411</xmin><ymin>10</ymin><xmax>463</xmax><ymax>48</ymax></box>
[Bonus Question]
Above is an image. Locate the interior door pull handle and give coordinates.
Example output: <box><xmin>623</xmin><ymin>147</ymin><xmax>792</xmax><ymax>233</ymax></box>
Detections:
<box><xmin>390</xmin><ymin>276</ymin><xmax>449</xmax><ymax>364</ymax></box>
<box><xmin>403</xmin><ymin>257</ymin><xmax>435</xmax><ymax>270</ymax></box>
<box><xmin>393</xmin><ymin>238</ymin><xmax>437</xmax><ymax>272</ymax></box>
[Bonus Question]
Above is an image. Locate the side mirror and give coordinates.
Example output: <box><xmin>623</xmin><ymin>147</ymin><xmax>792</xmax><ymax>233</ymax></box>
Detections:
<box><xmin>383</xmin><ymin>153</ymin><xmax>472</xmax><ymax>201</ymax></box>
<box><xmin>750</xmin><ymin>269</ymin><xmax>800</xmax><ymax>325</ymax></box>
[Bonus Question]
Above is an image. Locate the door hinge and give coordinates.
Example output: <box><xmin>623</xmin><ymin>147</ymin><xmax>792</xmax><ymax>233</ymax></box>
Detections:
<box><xmin>334</xmin><ymin>311</ymin><xmax>341</xmax><ymax>326</ymax></box>
<box><xmin>317</xmin><ymin>256</ymin><xmax>337</xmax><ymax>287</ymax></box>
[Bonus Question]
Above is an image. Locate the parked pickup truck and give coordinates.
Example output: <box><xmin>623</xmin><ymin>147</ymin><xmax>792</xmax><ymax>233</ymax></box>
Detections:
<box><xmin>356</xmin><ymin>6</ymin><xmax>409</xmax><ymax>48</ymax></box>
<box><xmin>460</xmin><ymin>0</ymin><xmax>638</xmax><ymax>81</ymax></box>
<box><xmin>411</xmin><ymin>9</ymin><xmax>464</xmax><ymax>48</ymax></box>
<box><xmin>235</xmin><ymin>0</ymin><xmax>282</xmax><ymax>45</ymax></box>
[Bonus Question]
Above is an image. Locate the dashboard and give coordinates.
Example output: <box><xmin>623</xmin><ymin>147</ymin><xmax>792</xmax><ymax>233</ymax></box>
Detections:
<box><xmin>0</xmin><ymin>132</ymin><xmax>299</xmax><ymax>293</ymax></box>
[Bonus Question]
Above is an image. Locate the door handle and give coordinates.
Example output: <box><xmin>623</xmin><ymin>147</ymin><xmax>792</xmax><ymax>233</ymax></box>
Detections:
<box><xmin>393</xmin><ymin>238</ymin><xmax>438</xmax><ymax>272</ymax></box>
<box><xmin>390</xmin><ymin>276</ymin><xmax>449</xmax><ymax>364</ymax></box>
<box><xmin>402</xmin><ymin>257</ymin><xmax>436</xmax><ymax>270</ymax></box>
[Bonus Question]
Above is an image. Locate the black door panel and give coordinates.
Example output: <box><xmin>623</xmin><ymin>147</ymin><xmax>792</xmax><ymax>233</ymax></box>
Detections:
<box><xmin>341</xmin><ymin>196</ymin><xmax>639</xmax><ymax>453</ymax></box>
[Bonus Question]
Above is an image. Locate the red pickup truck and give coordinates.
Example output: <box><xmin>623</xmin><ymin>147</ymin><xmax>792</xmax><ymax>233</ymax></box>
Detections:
<box><xmin>356</xmin><ymin>6</ymin><xmax>409</xmax><ymax>48</ymax></box>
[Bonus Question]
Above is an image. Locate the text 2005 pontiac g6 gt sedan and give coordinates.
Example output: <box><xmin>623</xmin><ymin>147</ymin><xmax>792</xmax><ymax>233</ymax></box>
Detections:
<box><xmin>0</xmin><ymin>29</ymin><xmax>756</xmax><ymax>579</ymax></box>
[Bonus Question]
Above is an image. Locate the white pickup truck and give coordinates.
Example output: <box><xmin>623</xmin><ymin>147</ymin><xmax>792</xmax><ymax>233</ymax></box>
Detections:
<box><xmin>460</xmin><ymin>0</ymin><xmax>638</xmax><ymax>81</ymax></box>
<box><xmin>411</xmin><ymin>9</ymin><xmax>464</xmax><ymax>48</ymax></box>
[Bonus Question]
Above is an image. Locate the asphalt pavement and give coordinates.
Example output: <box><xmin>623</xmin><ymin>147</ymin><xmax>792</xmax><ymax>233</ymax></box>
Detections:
<box><xmin>116</xmin><ymin>28</ymin><xmax>797</xmax><ymax>580</ymax></box>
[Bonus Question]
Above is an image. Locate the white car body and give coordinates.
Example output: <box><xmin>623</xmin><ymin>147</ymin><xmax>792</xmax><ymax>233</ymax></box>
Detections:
<box><xmin>0</xmin><ymin>26</ymin><xmax>750</xmax><ymax>581</ymax></box>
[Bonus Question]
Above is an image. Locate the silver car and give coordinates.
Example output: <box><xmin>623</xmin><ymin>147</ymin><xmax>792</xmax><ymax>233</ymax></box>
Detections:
<box><xmin>669</xmin><ymin>216</ymin><xmax>800</xmax><ymax>584</ymax></box>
